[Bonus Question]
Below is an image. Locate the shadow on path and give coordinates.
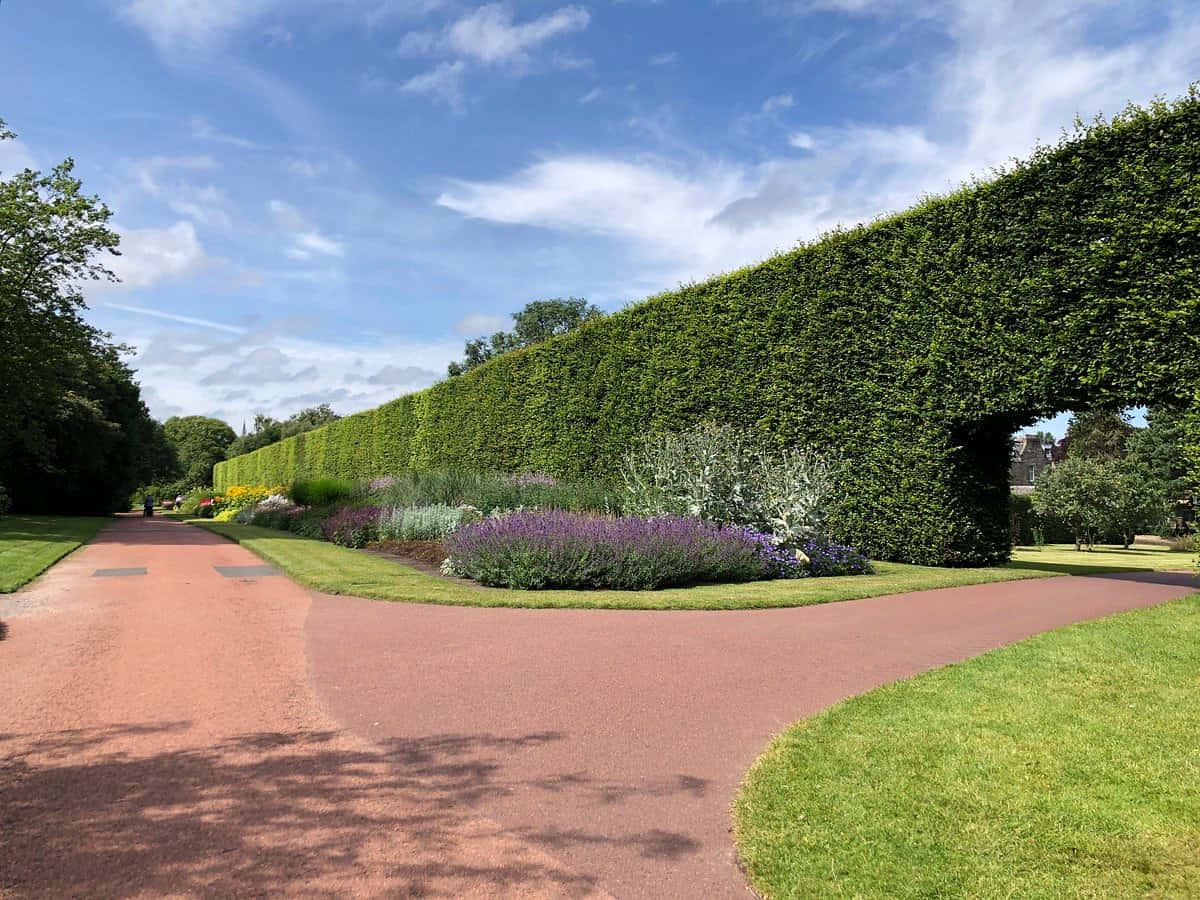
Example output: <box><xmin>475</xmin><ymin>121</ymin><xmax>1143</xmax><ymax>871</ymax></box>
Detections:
<box><xmin>0</xmin><ymin>723</ymin><xmax>616</xmax><ymax>897</ymax></box>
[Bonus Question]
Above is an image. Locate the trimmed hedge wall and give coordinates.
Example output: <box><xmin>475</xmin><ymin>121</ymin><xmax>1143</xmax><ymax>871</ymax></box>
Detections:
<box><xmin>217</xmin><ymin>91</ymin><xmax>1200</xmax><ymax>566</ymax></box>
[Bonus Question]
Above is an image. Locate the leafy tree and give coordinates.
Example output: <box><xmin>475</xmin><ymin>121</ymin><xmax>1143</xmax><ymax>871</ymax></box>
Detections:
<box><xmin>280</xmin><ymin>403</ymin><xmax>339</xmax><ymax>438</ymax></box>
<box><xmin>0</xmin><ymin>117</ymin><xmax>168</xmax><ymax>512</ymax></box>
<box><xmin>1125</xmin><ymin>405</ymin><xmax>1192</xmax><ymax>501</ymax></box>
<box><xmin>164</xmin><ymin>416</ymin><xmax>236</xmax><ymax>488</ymax></box>
<box><xmin>1062</xmin><ymin>409</ymin><xmax>1135</xmax><ymax>461</ymax></box>
<box><xmin>226</xmin><ymin>414</ymin><xmax>283</xmax><ymax>459</ymax></box>
<box><xmin>1104</xmin><ymin>458</ymin><xmax>1167</xmax><ymax>548</ymax></box>
<box><xmin>448</xmin><ymin>297</ymin><xmax>602</xmax><ymax>376</ymax></box>
<box><xmin>1032</xmin><ymin>456</ymin><xmax>1111</xmax><ymax>550</ymax></box>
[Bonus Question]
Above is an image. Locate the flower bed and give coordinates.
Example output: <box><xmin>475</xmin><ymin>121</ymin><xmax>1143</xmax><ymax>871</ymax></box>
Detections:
<box><xmin>444</xmin><ymin>510</ymin><xmax>800</xmax><ymax>590</ymax></box>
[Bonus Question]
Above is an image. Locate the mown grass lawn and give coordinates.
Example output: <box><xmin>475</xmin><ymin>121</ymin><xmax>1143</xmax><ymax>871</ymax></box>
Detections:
<box><xmin>182</xmin><ymin>522</ymin><xmax>1193</xmax><ymax>611</ymax></box>
<box><xmin>1008</xmin><ymin>542</ymin><xmax>1195</xmax><ymax>575</ymax></box>
<box><xmin>735</xmin><ymin>594</ymin><xmax>1200</xmax><ymax>898</ymax></box>
<box><xmin>0</xmin><ymin>515</ymin><xmax>112</xmax><ymax>592</ymax></box>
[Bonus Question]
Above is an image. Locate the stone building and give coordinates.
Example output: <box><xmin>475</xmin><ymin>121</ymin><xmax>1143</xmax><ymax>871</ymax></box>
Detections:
<box><xmin>1010</xmin><ymin>433</ymin><xmax>1052</xmax><ymax>494</ymax></box>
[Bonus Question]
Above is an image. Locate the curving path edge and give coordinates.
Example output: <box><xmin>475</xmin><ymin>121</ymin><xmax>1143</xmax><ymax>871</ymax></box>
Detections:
<box><xmin>1</xmin><ymin>514</ymin><xmax>1194</xmax><ymax>897</ymax></box>
<box><xmin>308</xmin><ymin>547</ymin><xmax>1196</xmax><ymax>897</ymax></box>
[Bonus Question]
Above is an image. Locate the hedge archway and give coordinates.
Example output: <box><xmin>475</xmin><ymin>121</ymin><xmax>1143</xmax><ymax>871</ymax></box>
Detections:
<box><xmin>217</xmin><ymin>90</ymin><xmax>1200</xmax><ymax>566</ymax></box>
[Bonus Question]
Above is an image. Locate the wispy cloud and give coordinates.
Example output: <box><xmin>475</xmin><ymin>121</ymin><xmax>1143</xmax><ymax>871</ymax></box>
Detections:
<box><xmin>100</xmin><ymin>302</ymin><xmax>247</xmax><ymax>334</ymax></box>
<box><xmin>189</xmin><ymin>115</ymin><xmax>263</xmax><ymax>150</ymax></box>
<box><xmin>391</xmin><ymin>3</ymin><xmax>591</xmax><ymax>107</ymax></box>
<box><xmin>268</xmin><ymin>200</ymin><xmax>346</xmax><ymax>259</ymax></box>
<box><xmin>649</xmin><ymin>51</ymin><xmax>678</xmax><ymax>66</ymax></box>
<box><xmin>445</xmin><ymin>4</ymin><xmax>589</xmax><ymax>66</ymax></box>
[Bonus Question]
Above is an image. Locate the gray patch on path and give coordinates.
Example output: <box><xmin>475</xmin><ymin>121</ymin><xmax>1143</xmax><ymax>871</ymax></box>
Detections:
<box><xmin>92</xmin><ymin>568</ymin><xmax>148</xmax><ymax>577</ymax></box>
<box><xmin>214</xmin><ymin>565</ymin><xmax>280</xmax><ymax>578</ymax></box>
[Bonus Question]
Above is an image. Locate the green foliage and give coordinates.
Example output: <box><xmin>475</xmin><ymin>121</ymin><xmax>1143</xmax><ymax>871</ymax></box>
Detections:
<box><xmin>280</xmin><ymin>403</ymin><xmax>340</xmax><ymax>438</ymax></box>
<box><xmin>446</xmin><ymin>297</ymin><xmax>603</xmax><ymax>376</ymax></box>
<box><xmin>217</xmin><ymin>91</ymin><xmax>1200</xmax><ymax>565</ymax></box>
<box><xmin>0</xmin><ymin>119</ymin><xmax>172</xmax><ymax>513</ymax></box>
<box><xmin>1033</xmin><ymin>455</ymin><xmax>1166</xmax><ymax>549</ymax></box>
<box><xmin>1126</xmin><ymin>404</ymin><xmax>1194</xmax><ymax>500</ymax></box>
<box><xmin>0</xmin><ymin>483</ymin><xmax>10</xmax><ymax>517</ymax></box>
<box><xmin>163</xmin><ymin>415</ymin><xmax>235</xmax><ymax>488</ymax></box>
<box><xmin>290</xmin><ymin>477</ymin><xmax>356</xmax><ymax>507</ymax></box>
<box><xmin>1062</xmin><ymin>409</ymin><xmax>1135</xmax><ymax>461</ymax></box>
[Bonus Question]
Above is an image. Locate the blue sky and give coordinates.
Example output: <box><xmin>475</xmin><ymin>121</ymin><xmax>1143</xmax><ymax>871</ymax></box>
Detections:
<box><xmin>1</xmin><ymin>1</ymin><xmax>1196</xmax><ymax>434</ymax></box>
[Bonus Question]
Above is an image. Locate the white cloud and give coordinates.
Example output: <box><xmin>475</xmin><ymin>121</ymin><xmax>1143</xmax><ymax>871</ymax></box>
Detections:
<box><xmin>649</xmin><ymin>51</ymin><xmax>679</xmax><ymax>66</ymax></box>
<box><xmin>268</xmin><ymin>200</ymin><xmax>346</xmax><ymax>258</ymax></box>
<box><xmin>0</xmin><ymin>135</ymin><xmax>37</xmax><ymax>174</ymax></box>
<box><xmin>118</xmin><ymin>0</ymin><xmax>279</xmax><ymax>50</ymax></box>
<box><xmin>437</xmin><ymin>1</ymin><xmax>1200</xmax><ymax>284</ymax></box>
<box><xmin>131</xmin><ymin>157</ymin><xmax>232</xmax><ymax>228</ymax></box>
<box><xmin>295</xmin><ymin>231</ymin><xmax>346</xmax><ymax>257</ymax></box>
<box><xmin>446</xmin><ymin>4</ymin><xmax>590</xmax><ymax>66</ymax></box>
<box><xmin>113</xmin><ymin>316</ymin><xmax>462</xmax><ymax>426</ymax></box>
<box><xmin>105</xmin><ymin>222</ymin><xmax>214</xmax><ymax>290</ymax></box>
<box><xmin>454</xmin><ymin>313</ymin><xmax>507</xmax><ymax>336</ymax></box>
<box><xmin>398</xmin><ymin>60</ymin><xmax>466</xmax><ymax>108</ymax></box>
<box><xmin>579</xmin><ymin>87</ymin><xmax>602</xmax><ymax>104</ymax></box>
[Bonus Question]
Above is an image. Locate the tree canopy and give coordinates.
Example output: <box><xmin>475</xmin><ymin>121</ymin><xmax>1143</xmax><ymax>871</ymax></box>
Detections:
<box><xmin>0</xmin><ymin>117</ymin><xmax>171</xmax><ymax>512</ymax></box>
<box><xmin>447</xmin><ymin>297</ymin><xmax>603</xmax><ymax>376</ymax></box>
<box><xmin>163</xmin><ymin>416</ymin><xmax>236</xmax><ymax>488</ymax></box>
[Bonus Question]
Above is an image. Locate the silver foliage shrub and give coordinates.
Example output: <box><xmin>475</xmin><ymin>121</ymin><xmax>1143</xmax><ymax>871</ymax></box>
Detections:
<box><xmin>619</xmin><ymin>423</ymin><xmax>840</xmax><ymax>541</ymax></box>
<box><xmin>378</xmin><ymin>504</ymin><xmax>481</xmax><ymax>541</ymax></box>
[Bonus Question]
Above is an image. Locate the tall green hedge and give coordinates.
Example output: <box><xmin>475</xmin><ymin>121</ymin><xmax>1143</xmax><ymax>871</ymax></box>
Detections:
<box><xmin>217</xmin><ymin>91</ymin><xmax>1200</xmax><ymax>566</ymax></box>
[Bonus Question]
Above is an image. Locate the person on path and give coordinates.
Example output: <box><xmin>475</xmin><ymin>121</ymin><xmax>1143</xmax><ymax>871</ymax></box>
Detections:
<box><xmin>143</xmin><ymin>494</ymin><xmax>154</xmax><ymax>518</ymax></box>
<box><xmin>174</xmin><ymin>494</ymin><xmax>183</xmax><ymax>511</ymax></box>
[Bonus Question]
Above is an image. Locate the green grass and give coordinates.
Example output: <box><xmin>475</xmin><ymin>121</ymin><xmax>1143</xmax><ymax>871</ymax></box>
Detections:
<box><xmin>735</xmin><ymin>595</ymin><xmax>1200</xmax><ymax>898</ymax></box>
<box><xmin>1008</xmin><ymin>542</ymin><xmax>1196</xmax><ymax>575</ymax></box>
<box><xmin>0</xmin><ymin>515</ymin><xmax>112</xmax><ymax>592</ymax></box>
<box><xmin>192</xmin><ymin>520</ymin><xmax>1068</xmax><ymax>610</ymax></box>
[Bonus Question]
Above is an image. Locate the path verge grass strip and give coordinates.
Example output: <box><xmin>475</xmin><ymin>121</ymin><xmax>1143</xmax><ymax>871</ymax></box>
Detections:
<box><xmin>735</xmin><ymin>595</ymin><xmax>1200</xmax><ymax>898</ymax></box>
<box><xmin>0</xmin><ymin>515</ymin><xmax>112</xmax><ymax>592</ymax></box>
<box><xmin>189</xmin><ymin>520</ymin><xmax>1079</xmax><ymax>610</ymax></box>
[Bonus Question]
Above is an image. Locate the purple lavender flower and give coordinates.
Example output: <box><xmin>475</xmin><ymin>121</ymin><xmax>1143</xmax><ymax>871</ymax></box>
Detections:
<box><xmin>322</xmin><ymin>505</ymin><xmax>381</xmax><ymax>548</ymax></box>
<box><xmin>446</xmin><ymin>509</ymin><xmax>797</xmax><ymax>590</ymax></box>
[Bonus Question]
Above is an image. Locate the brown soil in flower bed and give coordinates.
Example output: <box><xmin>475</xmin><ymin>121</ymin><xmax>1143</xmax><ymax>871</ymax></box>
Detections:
<box><xmin>368</xmin><ymin>539</ymin><xmax>449</xmax><ymax>568</ymax></box>
<box><xmin>363</xmin><ymin>540</ymin><xmax>503</xmax><ymax>590</ymax></box>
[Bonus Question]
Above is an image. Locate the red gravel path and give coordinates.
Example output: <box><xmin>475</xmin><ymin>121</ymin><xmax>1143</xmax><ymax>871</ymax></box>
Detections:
<box><xmin>1</xmin><ymin>515</ymin><xmax>1194</xmax><ymax>897</ymax></box>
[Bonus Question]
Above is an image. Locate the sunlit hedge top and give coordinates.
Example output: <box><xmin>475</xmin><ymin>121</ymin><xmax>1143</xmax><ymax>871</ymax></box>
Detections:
<box><xmin>217</xmin><ymin>88</ymin><xmax>1200</xmax><ymax>566</ymax></box>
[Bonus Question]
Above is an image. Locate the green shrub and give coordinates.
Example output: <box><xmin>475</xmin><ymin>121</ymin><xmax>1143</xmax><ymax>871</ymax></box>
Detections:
<box><xmin>291</xmin><ymin>477</ymin><xmax>355</xmax><ymax>507</ymax></box>
<box><xmin>216</xmin><ymin>91</ymin><xmax>1200</xmax><ymax>566</ymax></box>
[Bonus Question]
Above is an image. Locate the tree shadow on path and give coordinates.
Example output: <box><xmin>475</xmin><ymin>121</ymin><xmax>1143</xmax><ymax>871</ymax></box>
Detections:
<box><xmin>0</xmin><ymin>723</ymin><xmax>611</xmax><ymax>897</ymax></box>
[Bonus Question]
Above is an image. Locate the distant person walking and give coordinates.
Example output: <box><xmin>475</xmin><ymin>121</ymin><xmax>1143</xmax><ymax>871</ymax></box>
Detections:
<box><xmin>174</xmin><ymin>494</ymin><xmax>183</xmax><ymax>511</ymax></box>
<box><xmin>143</xmin><ymin>494</ymin><xmax>154</xmax><ymax>518</ymax></box>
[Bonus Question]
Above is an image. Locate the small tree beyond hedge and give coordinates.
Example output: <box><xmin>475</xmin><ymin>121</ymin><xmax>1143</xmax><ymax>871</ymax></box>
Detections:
<box><xmin>217</xmin><ymin>91</ymin><xmax>1200</xmax><ymax>566</ymax></box>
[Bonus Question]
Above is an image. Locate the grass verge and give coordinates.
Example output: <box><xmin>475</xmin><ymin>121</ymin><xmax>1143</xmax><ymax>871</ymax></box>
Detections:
<box><xmin>735</xmin><ymin>595</ymin><xmax>1200</xmax><ymax>898</ymax></box>
<box><xmin>193</xmin><ymin>520</ymin><xmax>1068</xmax><ymax>610</ymax></box>
<box><xmin>0</xmin><ymin>515</ymin><xmax>112</xmax><ymax>592</ymax></box>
